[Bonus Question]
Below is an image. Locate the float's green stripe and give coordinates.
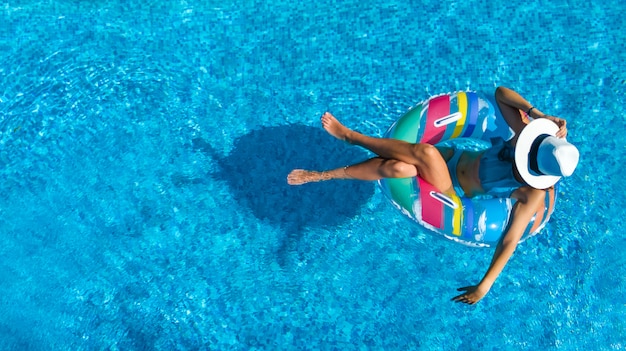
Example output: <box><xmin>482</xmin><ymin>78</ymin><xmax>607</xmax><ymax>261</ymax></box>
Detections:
<box><xmin>390</xmin><ymin>105</ymin><xmax>422</xmax><ymax>143</ymax></box>
<box><xmin>387</xmin><ymin>178</ymin><xmax>414</xmax><ymax>216</ymax></box>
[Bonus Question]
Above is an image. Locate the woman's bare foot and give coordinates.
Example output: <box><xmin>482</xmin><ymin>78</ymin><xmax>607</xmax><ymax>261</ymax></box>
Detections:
<box><xmin>321</xmin><ymin>112</ymin><xmax>352</xmax><ymax>142</ymax></box>
<box><xmin>287</xmin><ymin>169</ymin><xmax>330</xmax><ymax>185</ymax></box>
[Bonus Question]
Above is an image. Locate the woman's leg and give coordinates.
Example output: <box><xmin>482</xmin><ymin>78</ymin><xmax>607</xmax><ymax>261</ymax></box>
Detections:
<box><xmin>322</xmin><ymin>112</ymin><xmax>422</xmax><ymax>163</ymax></box>
<box><xmin>287</xmin><ymin>157</ymin><xmax>417</xmax><ymax>185</ymax></box>
<box><xmin>320</xmin><ymin>112</ymin><xmax>453</xmax><ymax>192</ymax></box>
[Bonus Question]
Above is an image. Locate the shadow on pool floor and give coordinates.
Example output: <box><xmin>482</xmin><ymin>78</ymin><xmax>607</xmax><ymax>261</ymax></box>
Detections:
<box><xmin>191</xmin><ymin>124</ymin><xmax>376</xmax><ymax>265</ymax></box>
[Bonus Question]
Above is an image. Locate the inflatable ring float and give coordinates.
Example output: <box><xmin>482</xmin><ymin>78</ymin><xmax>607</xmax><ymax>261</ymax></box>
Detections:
<box><xmin>378</xmin><ymin>91</ymin><xmax>556</xmax><ymax>247</ymax></box>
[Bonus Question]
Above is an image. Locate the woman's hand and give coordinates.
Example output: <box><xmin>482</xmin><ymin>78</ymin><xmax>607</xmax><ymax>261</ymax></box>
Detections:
<box><xmin>544</xmin><ymin>115</ymin><xmax>568</xmax><ymax>138</ymax></box>
<box><xmin>452</xmin><ymin>285</ymin><xmax>489</xmax><ymax>305</ymax></box>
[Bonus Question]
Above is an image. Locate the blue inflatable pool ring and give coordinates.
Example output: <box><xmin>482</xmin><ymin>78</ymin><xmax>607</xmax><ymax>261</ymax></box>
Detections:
<box><xmin>378</xmin><ymin>91</ymin><xmax>556</xmax><ymax>247</ymax></box>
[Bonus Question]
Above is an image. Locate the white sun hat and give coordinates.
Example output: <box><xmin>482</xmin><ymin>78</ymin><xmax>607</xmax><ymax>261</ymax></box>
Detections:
<box><xmin>514</xmin><ymin>118</ymin><xmax>580</xmax><ymax>189</ymax></box>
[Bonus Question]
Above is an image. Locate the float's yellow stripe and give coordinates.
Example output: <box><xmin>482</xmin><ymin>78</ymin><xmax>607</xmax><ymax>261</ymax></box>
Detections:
<box><xmin>452</xmin><ymin>194</ymin><xmax>463</xmax><ymax>236</ymax></box>
<box><xmin>451</xmin><ymin>92</ymin><xmax>467</xmax><ymax>139</ymax></box>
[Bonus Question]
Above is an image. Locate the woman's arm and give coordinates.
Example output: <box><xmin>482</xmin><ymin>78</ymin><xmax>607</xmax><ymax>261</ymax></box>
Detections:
<box><xmin>495</xmin><ymin>87</ymin><xmax>568</xmax><ymax>139</ymax></box>
<box><xmin>452</xmin><ymin>187</ymin><xmax>546</xmax><ymax>305</ymax></box>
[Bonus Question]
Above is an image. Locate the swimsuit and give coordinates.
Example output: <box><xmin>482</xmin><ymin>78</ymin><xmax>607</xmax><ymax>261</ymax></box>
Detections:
<box><xmin>478</xmin><ymin>137</ymin><xmax>525</xmax><ymax>197</ymax></box>
<box><xmin>446</xmin><ymin>137</ymin><xmax>524</xmax><ymax>197</ymax></box>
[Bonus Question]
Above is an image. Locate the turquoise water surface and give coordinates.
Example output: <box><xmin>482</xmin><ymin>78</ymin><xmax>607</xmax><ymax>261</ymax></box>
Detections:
<box><xmin>1</xmin><ymin>0</ymin><xmax>625</xmax><ymax>350</ymax></box>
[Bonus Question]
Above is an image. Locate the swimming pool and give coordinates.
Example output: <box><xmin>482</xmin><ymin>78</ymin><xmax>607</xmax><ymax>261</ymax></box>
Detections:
<box><xmin>1</xmin><ymin>0</ymin><xmax>625</xmax><ymax>349</ymax></box>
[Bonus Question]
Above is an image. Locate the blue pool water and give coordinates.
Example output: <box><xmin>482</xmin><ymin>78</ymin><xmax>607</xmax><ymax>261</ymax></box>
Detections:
<box><xmin>1</xmin><ymin>0</ymin><xmax>625</xmax><ymax>350</ymax></box>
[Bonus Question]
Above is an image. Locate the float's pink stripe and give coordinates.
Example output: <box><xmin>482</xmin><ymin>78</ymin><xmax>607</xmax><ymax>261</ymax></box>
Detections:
<box><xmin>418</xmin><ymin>177</ymin><xmax>443</xmax><ymax>229</ymax></box>
<box><xmin>420</xmin><ymin>95</ymin><xmax>451</xmax><ymax>144</ymax></box>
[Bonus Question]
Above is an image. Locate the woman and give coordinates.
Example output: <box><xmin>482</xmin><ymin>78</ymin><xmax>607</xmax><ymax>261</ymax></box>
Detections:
<box><xmin>287</xmin><ymin>87</ymin><xmax>580</xmax><ymax>305</ymax></box>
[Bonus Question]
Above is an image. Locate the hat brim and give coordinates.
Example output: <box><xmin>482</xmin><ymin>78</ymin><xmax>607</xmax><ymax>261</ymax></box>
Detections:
<box><xmin>514</xmin><ymin>119</ymin><xmax>561</xmax><ymax>189</ymax></box>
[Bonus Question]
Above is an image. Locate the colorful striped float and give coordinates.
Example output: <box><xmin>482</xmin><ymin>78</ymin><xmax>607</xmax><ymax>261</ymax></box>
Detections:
<box><xmin>378</xmin><ymin>91</ymin><xmax>556</xmax><ymax>247</ymax></box>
